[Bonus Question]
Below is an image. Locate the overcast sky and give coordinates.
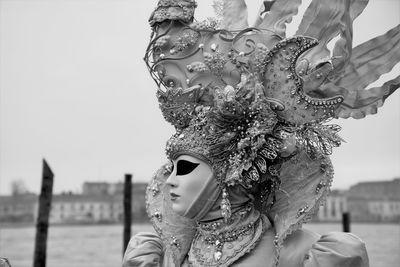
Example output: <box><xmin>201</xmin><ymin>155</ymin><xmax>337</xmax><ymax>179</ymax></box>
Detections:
<box><xmin>0</xmin><ymin>0</ymin><xmax>399</xmax><ymax>195</ymax></box>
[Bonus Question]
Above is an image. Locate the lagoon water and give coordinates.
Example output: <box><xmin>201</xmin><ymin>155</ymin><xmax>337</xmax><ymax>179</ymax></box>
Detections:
<box><xmin>1</xmin><ymin>223</ymin><xmax>399</xmax><ymax>267</ymax></box>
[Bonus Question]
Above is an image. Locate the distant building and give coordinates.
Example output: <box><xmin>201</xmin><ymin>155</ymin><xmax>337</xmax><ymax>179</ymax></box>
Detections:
<box><xmin>348</xmin><ymin>178</ymin><xmax>400</xmax><ymax>222</ymax></box>
<box><xmin>82</xmin><ymin>181</ymin><xmax>126</xmax><ymax>195</ymax></box>
<box><xmin>0</xmin><ymin>194</ymin><xmax>37</xmax><ymax>223</ymax></box>
<box><xmin>367</xmin><ymin>199</ymin><xmax>400</xmax><ymax>221</ymax></box>
<box><xmin>348</xmin><ymin>178</ymin><xmax>400</xmax><ymax>199</ymax></box>
<box><xmin>315</xmin><ymin>190</ymin><xmax>347</xmax><ymax>222</ymax></box>
<box><xmin>109</xmin><ymin>182</ymin><xmax>125</xmax><ymax>195</ymax></box>
<box><xmin>130</xmin><ymin>183</ymin><xmax>147</xmax><ymax>220</ymax></box>
<box><xmin>44</xmin><ymin>182</ymin><xmax>148</xmax><ymax>224</ymax></box>
<box><xmin>82</xmin><ymin>182</ymin><xmax>111</xmax><ymax>195</ymax></box>
<box><xmin>37</xmin><ymin>194</ymin><xmax>123</xmax><ymax>224</ymax></box>
<box><xmin>0</xmin><ymin>182</ymin><xmax>149</xmax><ymax>225</ymax></box>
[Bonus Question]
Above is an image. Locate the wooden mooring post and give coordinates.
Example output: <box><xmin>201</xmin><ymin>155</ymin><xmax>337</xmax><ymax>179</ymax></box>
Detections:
<box><xmin>123</xmin><ymin>173</ymin><xmax>132</xmax><ymax>254</ymax></box>
<box><xmin>342</xmin><ymin>212</ymin><xmax>351</xmax><ymax>232</ymax></box>
<box><xmin>33</xmin><ymin>159</ymin><xmax>54</xmax><ymax>267</ymax></box>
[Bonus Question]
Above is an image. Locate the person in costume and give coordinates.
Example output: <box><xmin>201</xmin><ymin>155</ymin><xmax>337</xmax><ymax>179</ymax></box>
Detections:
<box><xmin>123</xmin><ymin>0</ymin><xmax>400</xmax><ymax>266</ymax></box>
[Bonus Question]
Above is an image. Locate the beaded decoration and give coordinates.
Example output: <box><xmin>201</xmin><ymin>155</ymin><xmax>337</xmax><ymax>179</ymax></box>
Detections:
<box><xmin>190</xmin><ymin>204</ymin><xmax>265</xmax><ymax>266</ymax></box>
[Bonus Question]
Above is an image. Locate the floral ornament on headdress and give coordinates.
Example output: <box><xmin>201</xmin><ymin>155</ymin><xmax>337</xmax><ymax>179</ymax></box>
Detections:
<box><xmin>165</xmin><ymin>80</ymin><xmax>283</xmax><ymax>188</ymax></box>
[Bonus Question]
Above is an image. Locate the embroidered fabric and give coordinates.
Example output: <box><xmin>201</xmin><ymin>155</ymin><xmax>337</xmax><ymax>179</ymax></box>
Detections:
<box><xmin>188</xmin><ymin>207</ymin><xmax>268</xmax><ymax>267</ymax></box>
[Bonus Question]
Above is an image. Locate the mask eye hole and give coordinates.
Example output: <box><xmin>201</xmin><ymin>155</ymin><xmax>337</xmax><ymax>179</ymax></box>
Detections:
<box><xmin>176</xmin><ymin>160</ymin><xmax>199</xmax><ymax>176</ymax></box>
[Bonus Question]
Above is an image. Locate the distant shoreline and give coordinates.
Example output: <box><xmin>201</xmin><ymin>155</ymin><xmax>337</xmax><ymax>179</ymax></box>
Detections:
<box><xmin>0</xmin><ymin>221</ymin><xmax>152</xmax><ymax>229</ymax></box>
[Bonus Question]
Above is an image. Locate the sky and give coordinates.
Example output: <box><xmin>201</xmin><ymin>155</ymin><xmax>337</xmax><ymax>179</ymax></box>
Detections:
<box><xmin>0</xmin><ymin>0</ymin><xmax>399</xmax><ymax>195</ymax></box>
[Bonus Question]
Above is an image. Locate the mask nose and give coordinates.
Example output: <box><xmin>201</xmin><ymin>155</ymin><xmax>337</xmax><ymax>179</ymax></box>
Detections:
<box><xmin>166</xmin><ymin>168</ymin><xmax>178</xmax><ymax>188</ymax></box>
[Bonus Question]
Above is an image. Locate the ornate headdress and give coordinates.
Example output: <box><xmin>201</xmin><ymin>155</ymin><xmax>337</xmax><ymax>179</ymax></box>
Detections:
<box><xmin>144</xmin><ymin>0</ymin><xmax>400</xmax><ymax>265</ymax></box>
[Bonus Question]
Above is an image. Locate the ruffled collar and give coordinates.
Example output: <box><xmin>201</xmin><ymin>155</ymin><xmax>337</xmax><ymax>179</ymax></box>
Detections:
<box><xmin>187</xmin><ymin>205</ymin><xmax>269</xmax><ymax>267</ymax></box>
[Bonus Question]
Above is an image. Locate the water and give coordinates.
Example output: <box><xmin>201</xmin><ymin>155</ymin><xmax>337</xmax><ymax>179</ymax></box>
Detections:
<box><xmin>1</xmin><ymin>223</ymin><xmax>399</xmax><ymax>267</ymax></box>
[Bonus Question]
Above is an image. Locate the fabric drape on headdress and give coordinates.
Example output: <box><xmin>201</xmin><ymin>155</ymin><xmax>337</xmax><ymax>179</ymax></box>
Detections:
<box><xmin>267</xmin><ymin>151</ymin><xmax>334</xmax><ymax>261</ymax></box>
<box><xmin>252</xmin><ymin>0</ymin><xmax>400</xmax><ymax>120</ymax></box>
<box><xmin>216</xmin><ymin>0</ymin><xmax>249</xmax><ymax>31</ymax></box>
<box><xmin>291</xmin><ymin>0</ymin><xmax>400</xmax><ymax>119</ymax></box>
<box><xmin>327</xmin><ymin>25</ymin><xmax>400</xmax><ymax>119</ymax></box>
<box><xmin>256</xmin><ymin>0</ymin><xmax>302</xmax><ymax>38</ymax></box>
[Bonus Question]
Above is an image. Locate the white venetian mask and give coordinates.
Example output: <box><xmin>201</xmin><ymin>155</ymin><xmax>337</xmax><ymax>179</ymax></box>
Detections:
<box><xmin>166</xmin><ymin>154</ymin><xmax>215</xmax><ymax>218</ymax></box>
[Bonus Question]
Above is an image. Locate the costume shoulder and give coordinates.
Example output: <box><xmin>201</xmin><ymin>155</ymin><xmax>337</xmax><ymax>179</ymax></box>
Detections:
<box><xmin>122</xmin><ymin>232</ymin><xmax>164</xmax><ymax>267</ymax></box>
<box><xmin>279</xmin><ymin>229</ymin><xmax>369</xmax><ymax>267</ymax></box>
<box><xmin>303</xmin><ymin>231</ymin><xmax>369</xmax><ymax>267</ymax></box>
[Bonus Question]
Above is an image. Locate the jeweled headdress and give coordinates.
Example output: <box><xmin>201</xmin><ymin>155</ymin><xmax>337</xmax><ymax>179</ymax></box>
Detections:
<box><xmin>144</xmin><ymin>0</ymin><xmax>400</xmax><ymax>265</ymax></box>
